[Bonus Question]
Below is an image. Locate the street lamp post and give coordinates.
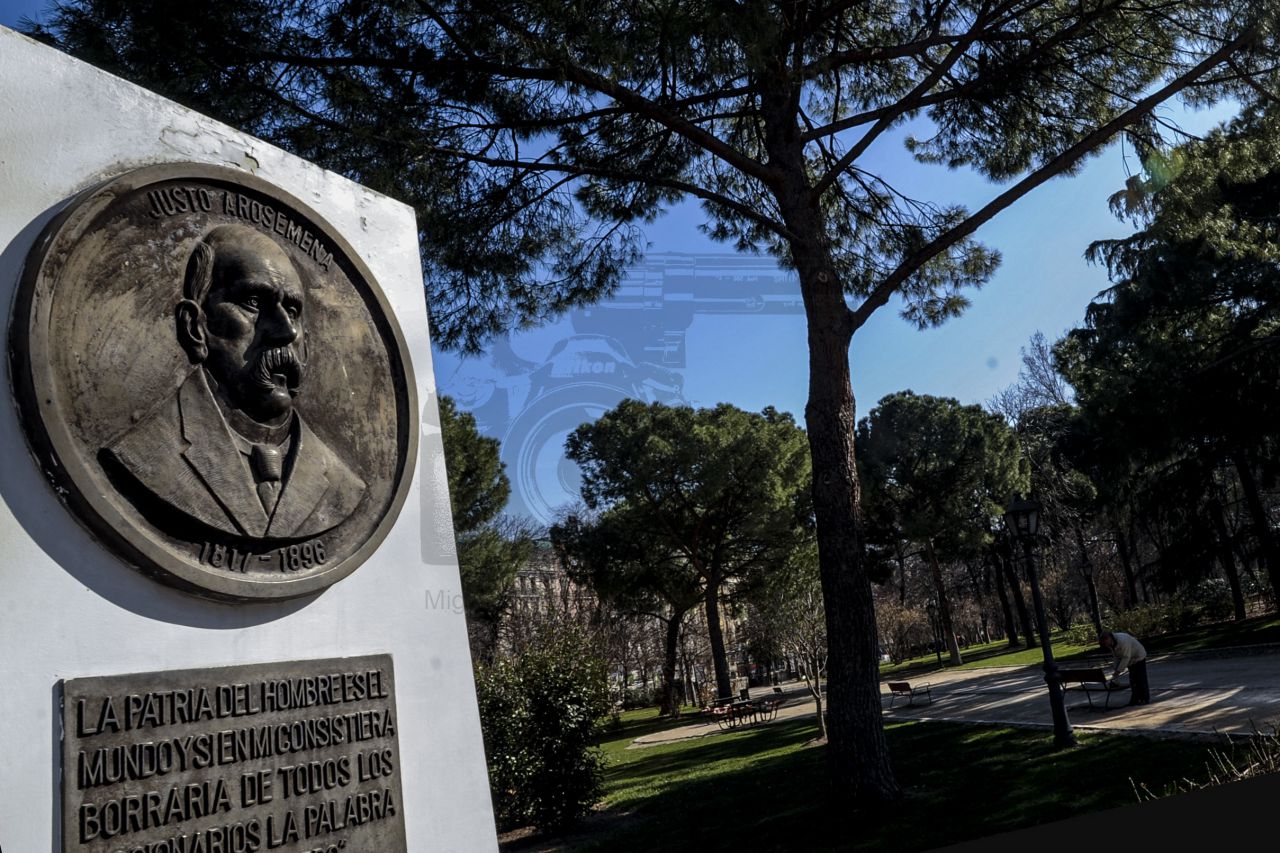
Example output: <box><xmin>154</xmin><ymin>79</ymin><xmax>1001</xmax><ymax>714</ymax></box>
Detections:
<box><xmin>1004</xmin><ymin>494</ymin><xmax>1077</xmax><ymax>749</ymax></box>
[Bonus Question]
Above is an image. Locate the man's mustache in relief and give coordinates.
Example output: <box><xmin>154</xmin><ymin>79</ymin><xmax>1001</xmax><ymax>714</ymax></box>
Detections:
<box><xmin>250</xmin><ymin>345</ymin><xmax>305</xmax><ymax>395</ymax></box>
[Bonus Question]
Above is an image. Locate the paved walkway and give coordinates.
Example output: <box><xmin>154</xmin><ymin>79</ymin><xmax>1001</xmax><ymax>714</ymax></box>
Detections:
<box><xmin>629</xmin><ymin>688</ymin><xmax>828</xmax><ymax>747</ymax></box>
<box><xmin>630</xmin><ymin>646</ymin><xmax>1280</xmax><ymax>748</ymax></box>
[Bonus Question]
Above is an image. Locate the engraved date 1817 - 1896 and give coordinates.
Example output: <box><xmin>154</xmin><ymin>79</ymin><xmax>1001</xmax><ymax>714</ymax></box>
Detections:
<box><xmin>198</xmin><ymin>539</ymin><xmax>328</xmax><ymax>573</ymax></box>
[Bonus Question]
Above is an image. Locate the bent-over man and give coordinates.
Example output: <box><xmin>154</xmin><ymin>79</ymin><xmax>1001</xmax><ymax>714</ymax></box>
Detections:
<box><xmin>1099</xmin><ymin>630</ymin><xmax>1150</xmax><ymax>706</ymax></box>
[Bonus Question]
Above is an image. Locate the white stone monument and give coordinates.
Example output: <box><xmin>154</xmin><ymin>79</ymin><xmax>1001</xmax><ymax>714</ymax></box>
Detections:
<box><xmin>0</xmin><ymin>25</ymin><xmax>497</xmax><ymax>852</ymax></box>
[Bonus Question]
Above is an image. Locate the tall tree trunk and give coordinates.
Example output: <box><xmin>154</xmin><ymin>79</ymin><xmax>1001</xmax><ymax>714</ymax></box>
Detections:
<box><xmin>620</xmin><ymin>641</ymin><xmax>630</xmax><ymax>705</ymax></box>
<box><xmin>990</xmin><ymin>551</ymin><xmax>1019</xmax><ymax>646</ymax></box>
<box><xmin>1233</xmin><ymin>451</ymin><xmax>1280</xmax><ymax>610</ymax></box>
<box><xmin>1114</xmin><ymin>519</ymin><xmax>1138</xmax><ymax>609</ymax></box>
<box><xmin>766</xmin><ymin>87</ymin><xmax>899</xmax><ymax>802</ymax></box>
<box><xmin>704</xmin><ymin>579</ymin><xmax>732</xmax><ymax>699</ymax></box>
<box><xmin>896</xmin><ymin>543</ymin><xmax>908</xmax><ymax>605</ymax></box>
<box><xmin>680</xmin><ymin>637</ymin><xmax>693</xmax><ymax>705</ymax></box>
<box><xmin>924</xmin><ymin>540</ymin><xmax>963</xmax><ymax>665</ymax></box>
<box><xmin>1073</xmin><ymin>523</ymin><xmax>1104</xmax><ymax>636</ymax></box>
<box><xmin>1081</xmin><ymin>569</ymin><xmax>1103</xmax><ymax>637</ymax></box>
<box><xmin>660</xmin><ymin>610</ymin><xmax>685</xmax><ymax>716</ymax></box>
<box><xmin>807</xmin><ymin>650</ymin><xmax>828</xmax><ymax>741</ymax></box>
<box><xmin>1002</xmin><ymin>548</ymin><xmax>1037</xmax><ymax>648</ymax></box>
<box><xmin>1208</xmin><ymin>496</ymin><xmax>1248</xmax><ymax>620</ymax></box>
<box><xmin>801</xmin><ymin>289</ymin><xmax>901</xmax><ymax>799</ymax></box>
<box><xmin>801</xmin><ymin>300</ymin><xmax>897</xmax><ymax>799</ymax></box>
<box><xmin>963</xmin><ymin>560</ymin><xmax>994</xmax><ymax>644</ymax></box>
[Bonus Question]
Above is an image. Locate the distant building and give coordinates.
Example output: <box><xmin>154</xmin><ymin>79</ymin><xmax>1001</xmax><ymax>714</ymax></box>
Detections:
<box><xmin>510</xmin><ymin>538</ymin><xmax>596</xmax><ymax>619</ymax></box>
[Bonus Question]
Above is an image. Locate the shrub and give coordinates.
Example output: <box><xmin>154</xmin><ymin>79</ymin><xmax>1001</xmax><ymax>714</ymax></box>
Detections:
<box><xmin>1112</xmin><ymin>587</ymin><xmax>1242</xmax><ymax>640</ymax></box>
<box><xmin>1111</xmin><ymin>603</ymin><xmax>1168</xmax><ymax>639</ymax></box>
<box><xmin>1065</xmin><ymin>622</ymin><xmax>1099</xmax><ymax>647</ymax></box>
<box><xmin>1164</xmin><ymin>598</ymin><xmax>1200</xmax><ymax>632</ymax></box>
<box><xmin>474</xmin><ymin>623</ymin><xmax>611</xmax><ymax>833</ymax></box>
<box><xmin>621</xmin><ymin>685</ymin><xmax>661</xmax><ymax>710</ymax></box>
<box><xmin>1182</xmin><ymin>578</ymin><xmax>1235</xmax><ymax>623</ymax></box>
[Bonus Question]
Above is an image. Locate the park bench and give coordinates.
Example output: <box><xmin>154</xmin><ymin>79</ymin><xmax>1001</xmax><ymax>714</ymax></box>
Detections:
<box><xmin>753</xmin><ymin>696</ymin><xmax>785</xmax><ymax>722</ymax></box>
<box><xmin>886</xmin><ymin>681</ymin><xmax>932</xmax><ymax>708</ymax></box>
<box><xmin>698</xmin><ymin>696</ymin><xmax>734</xmax><ymax>726</ymax></box>
<box><xmin>703</xmin><ymin>696</ymin><xmax>785</xmax><ymax>730</ymax></box>
<box><xmin>707</xmin><ymin>702</ymin><xmax>736</xmax><ymax>730</ymax></box>
<box><xmin>1058</xmin><ymin>667</ymin><xmax>1124</xmax><ymax>710</ymax></box>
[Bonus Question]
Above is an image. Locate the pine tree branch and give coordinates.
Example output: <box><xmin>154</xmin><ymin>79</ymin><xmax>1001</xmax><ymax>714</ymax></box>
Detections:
<box><xmin>434</xmin><ymin>149</ymin><xmax>795</xmax><ymax>241</ymax></box>
<box><xmin>802</xmin><ymin>0</ymin><xmax>1131</xmax><ymax>143</ymax></box>
<box><xmin>849</xmin><ymin>23</ymin><xmax>1261</xmax><ymax>333</ymax></box>
<box><xmin>811</xmin><ymin>3</ymin><xmax>994</xmax><ymax>201</ymax></box>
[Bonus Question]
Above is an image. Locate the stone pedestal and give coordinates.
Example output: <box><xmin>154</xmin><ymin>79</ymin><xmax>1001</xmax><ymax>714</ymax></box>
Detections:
<box><xmin>1</xmin><ymin>25</ymin><xmax>496</xmax><ymax>852</ymax></box>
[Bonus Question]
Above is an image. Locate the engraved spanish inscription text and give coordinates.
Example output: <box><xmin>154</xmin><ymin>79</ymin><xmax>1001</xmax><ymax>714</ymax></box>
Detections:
<box><xmin>61</xmin><ymin>655</ymin><xmax>407</xmax><ymax>852</ymax></box>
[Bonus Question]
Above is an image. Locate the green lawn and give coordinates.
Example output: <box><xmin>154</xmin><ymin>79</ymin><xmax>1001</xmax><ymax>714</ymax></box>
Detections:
<box><xmin>1142</xmin><ymin>612</ymin><xmax>1280</xmax><ymax>653</ymax></box>
<box><xmin>505</xmin><ymin>709</ymin><xmax>1224</xmax><ymax>852</ymax></box>
<box><xmin>878</xmin><ymin>633</ymin><xmax>1099</xmax><ymax>676</ymax></box>
<box><xmin>498</xmin><ymin>614</ymin><xmax>1280</xmax><ymax>850</ymax></box>
<box><xmin>879</xmin><ymin>613</ymin><xmax>1280</xmax><ymax>677</ymax></box>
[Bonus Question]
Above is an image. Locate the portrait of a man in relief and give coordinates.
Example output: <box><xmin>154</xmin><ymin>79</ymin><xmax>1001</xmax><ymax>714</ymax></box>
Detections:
<box><xmin>103</xmin><ymin>224</ymin><xmax>365</xmax><ymax>540</ymax></box>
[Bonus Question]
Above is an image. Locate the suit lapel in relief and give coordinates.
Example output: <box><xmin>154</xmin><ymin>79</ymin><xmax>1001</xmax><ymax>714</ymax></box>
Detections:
<box><xmin>267</xmin><ymin>416</ymin><xmax>333</xmax><ymax>537</ymax></box>
<box><xmin>178</xmin><ymin>372</ymin><xmax>270</xmax><ymax>538</ymax></box>
<box><xmin>105</xmin><ymin>370</ymin><xmax>367</xmax><ymax>542</ymax></box>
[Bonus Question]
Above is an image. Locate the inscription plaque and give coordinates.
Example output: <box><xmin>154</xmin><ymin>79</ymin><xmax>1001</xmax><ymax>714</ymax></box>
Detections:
<box><xmin>60</xmin><ymin>655</ymin><xmax>407</xmax><ymax>853</ymax></box>
<box><xmin>9</xmin><ymin>163</ymin><xmax>418</xmax><ymax>601</ymax></box>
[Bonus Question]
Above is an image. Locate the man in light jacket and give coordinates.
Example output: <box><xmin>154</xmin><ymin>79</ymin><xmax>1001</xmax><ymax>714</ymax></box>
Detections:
<box><xmin>1099</xmin><ymin>630</ymin><xmax>1150</xmax><ymax>706</ymax></box>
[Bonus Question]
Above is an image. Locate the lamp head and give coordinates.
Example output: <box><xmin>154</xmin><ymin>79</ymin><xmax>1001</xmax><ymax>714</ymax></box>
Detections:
<box><xmin>1003</xmin><ymin>494</ymin><xmax>1041</xmax><ymax>540</ymax></box>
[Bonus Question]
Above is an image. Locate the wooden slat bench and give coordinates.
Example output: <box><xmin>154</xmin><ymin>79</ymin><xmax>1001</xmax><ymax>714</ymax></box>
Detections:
<box><xmin>702</xmin><ymin>696</ymin><xmax>784</xmax><ymax>730</ymax></box>
<box><xmin>697</xmin><ymin>697</ymin><xmax>733</xmax><ymax>726</ymax></box>
<box><xmin>753</xmin><ymin>696</ymin><xmax>785</xmax><ymax>722</ymax></box>
<box><xmin>1058</xmin><ymin>667</ymin><xmax>1124</xmax><ymax>710</ymax></box>
<box><xmin>886</xmin><ymin>681</ymin><xmax>932</xmax><ymax>708</ymax></box>
<box><xmin>708</xmin><ymin>702</ymin><xmax>737</xmax><ymax>730</ymax></box>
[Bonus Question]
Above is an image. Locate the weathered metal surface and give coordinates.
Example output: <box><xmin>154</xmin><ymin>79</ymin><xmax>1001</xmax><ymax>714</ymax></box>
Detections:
<box><xmin>61</xmin><ymin>655</ymin><xmax>407</xmax><ymax>853</ymax></box>
<box><xmin>9</xmin><ymin>163</ymin><xmax>418</xmax><ymax>601</ymax></box>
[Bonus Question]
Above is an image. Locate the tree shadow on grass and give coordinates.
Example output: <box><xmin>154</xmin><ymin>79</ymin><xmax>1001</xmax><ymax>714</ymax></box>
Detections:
<box><xmin>510</xmin><ymin>718</ymin><xmax>1218</xmax><ymax>853</ymax></box>
<box><xmin>605</xmin><ymin>717</ymin><xmax>821</xmax><ymax>788</ymax></box>
<box><xmin>599</xmin><ymin>707</ymin><xmax>712</xmax><ymax>745</ymax></box>
<box><xmin>1145</xmin><ymin>613</ymin><xmax>1280</xmax><ymax>654</ymax></box>
<box><xmin>883</xmin><ymin>641</ymin><xmax>1056</xmax><ymax>677</ymax></box>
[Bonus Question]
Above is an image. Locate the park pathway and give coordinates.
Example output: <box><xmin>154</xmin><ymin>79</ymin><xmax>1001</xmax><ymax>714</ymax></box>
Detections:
<box><xmin>630</xmin><ymin>645</ymin><xmax>1280</xmax><ymax>748</ymax></box>
<box><xmin>880</xmin><ymin>645</ymin><xmax>1280</xmax><ymax>738</ymax></box>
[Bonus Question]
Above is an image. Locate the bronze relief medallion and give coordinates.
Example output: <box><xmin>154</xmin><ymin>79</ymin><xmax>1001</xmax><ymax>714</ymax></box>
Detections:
<box><xmin>9</xmin><ymin>163</ymin><xmax>418</xmax><ymax>602</ymax></box>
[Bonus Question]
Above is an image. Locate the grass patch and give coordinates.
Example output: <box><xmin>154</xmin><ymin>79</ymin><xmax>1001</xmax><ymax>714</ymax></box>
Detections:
<box><xmin>878</xmin><ymin>632</ymin><xmax>1099</xmax><ymax>676</ymax></box>
<box><xmin>1143</xmin><ymin>613</ymin><xmax>1280</xmax><ymax>654</ymax></box>
<box><xmin>879</xmin><ymin>612</ymin><xmax>1280</xmax><ymax>678</ymax></box>
<box><xmin>597</xmin><ymin>705</ymin><xmax>705</xmax><ymax>747</ymax></box>
<box><xmin>508</xmin><ymin>710</ymin><xmax>1226</xmax><ymax>852</ymax></box>
<box><xmin>954</xmin><ymin>635</ymin><xmax>1101</xmax><ymax>668</ymax></box>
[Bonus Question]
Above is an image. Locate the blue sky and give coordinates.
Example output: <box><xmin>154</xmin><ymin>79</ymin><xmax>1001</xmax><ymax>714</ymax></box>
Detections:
<box><xmin>1</xmin><ymin>3</ymin><xmax>1239</xmax><ymax>520</ymax></box>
